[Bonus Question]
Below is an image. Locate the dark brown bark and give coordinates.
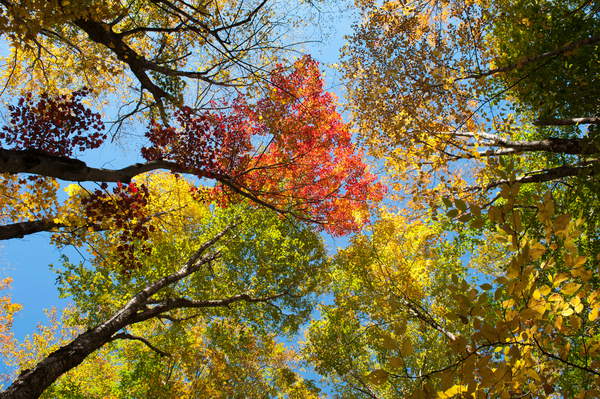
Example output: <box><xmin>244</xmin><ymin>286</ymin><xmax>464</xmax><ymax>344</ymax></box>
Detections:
<box><xmin>0</xmin><ymin>148</ymin><xmax>186</xmax><ymax>182</ymax></box>
<box><xmin>484</xmin><ymin>161</ymin><xmax>600</xmax><ymax>189</ymax></box>
<box><xmin>0</xmin><ymin>225</ymin><xmax>274</xmax><ymax>399</ymax></box>
<box><xmin>72</xmin><ymin>15</ymin><xmax>242</xmax><ymax>103</ymax></box>
<box><xmin>0</xmin><ymin>220</ymin><xmax>63</xmax><ymax>240</ymax></box>
<box><xmin>74</xmin><ymin>18</ymin><xmax>172</xmax><ymax>102</ymax></box>
<box><xmin>0</xmin><ymin>148</ymin><xmax>319</xmax><ymax>239</ymax></box>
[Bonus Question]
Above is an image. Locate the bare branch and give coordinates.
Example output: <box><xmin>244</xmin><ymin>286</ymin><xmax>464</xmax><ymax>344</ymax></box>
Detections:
<box><xmin>135</xmin><ymin>291</ymin><xmax>288</xmax><ymax>323</ymax></box>
<box><xmin>110</xmin><ymin>332</ymin><xmax>171</xmax><ymax>357</ymax></box>
<box><xmin>534</xmin><ymin>116</ymin><xmax>600</xmax><ymax>126</ymax></box>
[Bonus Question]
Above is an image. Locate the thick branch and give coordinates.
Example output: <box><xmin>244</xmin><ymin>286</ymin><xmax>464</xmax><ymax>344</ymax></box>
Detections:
<box><xmin>73</xmin><ymin>18</ymin><xmax>172</xmax><ymax>101</ymax></box>
<box><xmin>0</xmin><ymin>148</ymin><xmax>179</xmax><ymax>182</ymax></box>
<box><xmin>73</xmin><ymin>17</ymin><xmax>238</xmax><ymax>103</ymax></box>
<box><xmin>491</xmin><ymin>137</ymin><xmax>595</xmax><ymax>155</ymax></box>
<box><xmin>534</xmin><ymin>116</ymin><xmax>600</xmax><ymax>126</ymax></box>
<box><xmin>0</xmin><ymin>226</ymin><xmax>229</xmax><ymax>399</ymax></box>
<box><xmin>0</xmin><ymin>148</ymin><xmax>322</xmax><ymax>231</ymax></box>
<box><xmin>0</xmin><ymin>220</ymin><xmax>63</xmax><ymax>240</ymax></box>
<box><xmin>483</xmin><ymin>161</ymin><xmax>600</xmax><ymax>190</ymax></box>
<box><xmin>453</xmin><ymin>133</ymin><xmax>596</xmax><ymax>156</ymax></box>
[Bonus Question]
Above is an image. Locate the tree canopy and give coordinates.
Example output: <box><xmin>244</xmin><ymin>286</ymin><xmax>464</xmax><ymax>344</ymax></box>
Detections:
<box><xmin>0</xmin><ymin>0</ymin><xmax>598</xmax><ymax>398</ymax></box>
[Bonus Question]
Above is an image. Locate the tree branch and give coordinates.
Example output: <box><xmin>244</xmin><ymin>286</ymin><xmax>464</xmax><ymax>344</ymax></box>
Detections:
<box><xmin>0</xmin><ymin>148</ymin><xmax>323</xmax><ymax>233</ymax></box>
<box><xmin>134</xmin><ymin>292</ymin><xmax>288</xmax><ymax>323</ymax></box>
<box><xmin>110</xmin><ymin>332</ymin><xmax>171</xmax><ymax>357</ymax></box>
<box><xmin>455</xmin><ymin>35</ymin><xmax>600</xmax><ymax>82</ymax></box>
<box><xmin>452</xmin><ymin>133</ymin><xmax>596</xmax><ymax>156</ymax></box>
<box><xmin>0</xmin><ymin>220</ymin><xmax>64</xmax><ymax>240</ymax></box>
<box><xmin>534</xmin><ymin>116</ymin><xmax>600</xmax><ymax>126</ymax></box>
<box><xmin>0</xmin><ymin>225</ymin><xmax>230</xmax><ymax>399</ymax></box>
<box><xmin>532</xmin><ymin>336</ymin><xmax>599</xmax><ymax>377</ymax></box>
<box><xmin>482</xmin><ymin>161</ymin><xmax>600</xmax><ymax>190</ymax></box>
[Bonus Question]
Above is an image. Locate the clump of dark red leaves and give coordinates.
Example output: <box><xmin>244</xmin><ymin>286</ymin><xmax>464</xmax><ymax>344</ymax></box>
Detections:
<box><xmin>141</xmin><ymin>104</ymin><xmax>252</xmax><ymax>177</ymax></box>
<box><xmin>82</xmin><ymin>182</ymin><xmax>154</xmax><ymax>272</ymax></box>
<box><xmin>0</xmin><ymin>88</ymin><xmax>105</xmax><ymax>156</ymax></box>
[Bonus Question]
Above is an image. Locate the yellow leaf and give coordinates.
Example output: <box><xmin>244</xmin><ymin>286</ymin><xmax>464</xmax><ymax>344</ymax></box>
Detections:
<box><xmin>502</xmin><ymin>299</ymin><xmax>515</xmax><ymax>309</ymax></box>
<box><xmin>562</xmin><ymin>306</ymin><xmax>574</xmax><ymax>317</ymax></box>
<box><xmin>548</xmin><ymin>293</ymin><xmax>562</xmax><ymax>302</ymax></box>
<box><xmin>562</xmin><ymin>283</ymin><xmax>582</xmax><ymax>296</ymax></box>
<box><xmin>552</xmin><ymin>273</ymin><xmax>569</xmax><ymax>287</ymax></box>
<box><xmin>366</xmin><ymin>369</ymin><xmax>388</xmax><ymax>385</ymax></box>
<box><xmin>538</xmin><ymin>285</ymin><xmax>551</xmax><ymax>296</ymax></box>
<box><xmin>388</xmin><ymin>357</ymin><xmax>403</xmax><ymax>368</ymax></box>
<box><xmin>528</xmin><ymin>300</ymin><xmax>547</xmax><ymax>317</ymax></box>
<box><xmin>589</xmin><ymin>307</ymin><xmax>599</xmax><ymax>322</ymax></box>
<box><xmin>437</xmin><ymin>384</ymin><xmax>467</xmax><ymax>398</ymax></box>
<box><xmin>554</xmin><ymin>316</ymin><xmax>563</xmax><ymax>330</ymax></box>
<box><xmin>529</xmin><ymin>242</ymin><xmax>546</xmax><ymax>260</ymax></box>
<box><xmin>400</xmin><ymin>339</ymin><xmax>413</xmax><ymax>357</ymax></box>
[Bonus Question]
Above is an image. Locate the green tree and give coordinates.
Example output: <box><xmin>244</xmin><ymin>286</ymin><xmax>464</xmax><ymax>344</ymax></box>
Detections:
<box><xmin>2</xmin><ymin>172</ymin><xmax>327</xmax><ymax>398</ymax></box>
<box><xmin>342</xmin><ymin>0</ymin><xmax>599</xmax><ymax>209</ymax></box>
<box><xmin>305</xmin><ymin>193</ymin><xmax>600</xmax><ymax>398</ymax></box>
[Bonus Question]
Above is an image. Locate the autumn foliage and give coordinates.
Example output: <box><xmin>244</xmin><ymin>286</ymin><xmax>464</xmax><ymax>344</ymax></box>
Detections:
<box><xmin>0</xmin><ymin>1</ymin><xmax>598</xmax><ymax>398</ymax></box>
<box><xmin>0</xmin><ymin>88</ymin><xmax>105</xmax><ymax>156</ymax></box>
<box><xmin>81</xmin><ymin>182</ymin><xmax>153</xmax><ymax>271</ymax></box>
<box><xmin>142</xmin><ymin>56</ymin><xmax>384</xmax><ymax>235</ymax></box>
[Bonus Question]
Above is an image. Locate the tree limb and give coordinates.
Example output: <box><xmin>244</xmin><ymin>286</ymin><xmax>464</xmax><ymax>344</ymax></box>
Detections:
<box><xmin>0</xmin><ymin>225</ymin><xmax>231</xmax><ymax>399</ymax></box>
<box><xmin>0</xmin><ymin>148</ymin><xmax>323</xmax><ymax>234</ymax></box>
<box><xmin>0</xmin><ymin>220</ymin><xmax>64</xmax><ymax>240</ymax></box>
<box><xmin>534</xmin><ymin>116</ymin><xmax>600</xmax><ymax>126</ymax></box>
<box><xmin>455</xmin><ymin>35</ymin><xmax>600</xmax><ymax>82</ymax></box>
<box><xmin>452</xmin><ymin>132</ymin><xmax>596</xmax><ymax>156</ymax></box>
<box><xmin>110</xmin><ymin>332</ymin><xmax>171</xmax><ymax>357</ymax></box>
<box><xmin>482</xmin><ymin>161</ymin><xmax>600</xmax><ymax>190</ymax></box>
